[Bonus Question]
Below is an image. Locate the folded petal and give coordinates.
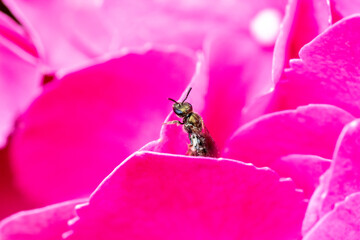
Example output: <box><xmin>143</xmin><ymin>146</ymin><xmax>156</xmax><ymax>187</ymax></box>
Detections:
<box><xmin>303</xmin><ymin>192</ymin><xmax>360</xmax><ymax>240</ymax></box>
<box><xmin>5</xmin><ymin>0</ymin><xmax>288</xmax><ymax>70</ymax></box>
<box><xmin>203</xmin><ymin>32</ymin><xmax>275</xmax><ymax>150</ymax></box>
<box><xmin>304</xmin><ymin>119</ymin><xmax>360</xmax><ymax>233</ymax></box>
<box><xmin>0</xmin><ymin>17</ymin><xmax>40</xmax><ymax>216</ymax></box>
<box><xmin>0</xmin><ymin>145</ymin><xmax>35</xmax><ymax>220</ymax></box>
<box><xmin>0</xmin><ymin>22</ymin><xmax>41</xmax><ymax>148</ymax></box>
<box><xmin>273</xmin><ymin>0</ymin><xmax>330</xmax><ymax>83</ymax></box>
<box><xmin>329</xmin><ymin>0</ymin><xmax>360</xmax><ymax>22</ymax></box>
<box><xmin>302</xmin><ymin>170</ymin><xmax>331</xmax><ymax>234</ymax></box>
<box><xmin>147</xmin><ymin>31</ymin><xmax>279</xmax><ymax>155</ymax></box>
<box><xmin>144</xmin><ymin>53</ymin><xmax>209</xmax><ymax>156</ymax></box>
<box><xmin>66</xmin><ymin>151</ymin><xmax>306</xmax><ymax>240</ymax></box>
<box><xmin>271</xmin><ymin>15</ymin><xmax>360</xmax><ymax>117</ymax></box>
<box><xmin>0</xmin><ymin>199</ymin><xmax>85</xmax><ymax>240</ymax></box>
<box><xmin>4</xmin><ymin>0</ymin><xmax>116</xmax><ymax>71</ymax></box>
<box><xmin>224</xmin><ymin>104</ymin><xmax>353</xmax><ymax>168</ymax></box>
<box><xmin>323</xmin><ymin>119</ymin><xmax>360</xmax><ymax>213</ymax></box>
<box><xmin>0</xmin><ymin>15</ymin><xmax>40</xmax><ymax>218</ymax></box>
<box><xmin>0</xmin><ymin>12</ymin><xmax>38</xmax><ymax>58</ymax></box>
<box><xmin>9</xmin><ymin>47</ymin><xmax>196</xmax><ymax>204</ymax></box>
<box><xmin>272</xmin><ymin>154</ymin><xmax>331</xmax><ymax>198</ymax></box>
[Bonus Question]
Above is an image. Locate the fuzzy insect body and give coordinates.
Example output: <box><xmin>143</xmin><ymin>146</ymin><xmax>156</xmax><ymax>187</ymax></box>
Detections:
<box><xmin>165</xmin><ymin>88</ymin><xmax>218</xmax><ymax>157</ymax></box>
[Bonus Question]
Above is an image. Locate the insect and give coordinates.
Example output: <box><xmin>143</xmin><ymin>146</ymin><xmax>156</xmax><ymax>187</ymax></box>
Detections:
<box><xmin>165</xmin><ymin>88</ymin><xmax>219</xmax><ymax>157</ymax></box>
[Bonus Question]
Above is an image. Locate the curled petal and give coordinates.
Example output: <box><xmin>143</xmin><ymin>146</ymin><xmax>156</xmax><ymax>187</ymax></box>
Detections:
<box><xmin>66</xmin><ymin>151</ymin><xmax>306</xmax><ymax>240</ymax></box>
<box><xmin>0</xmin><ymin>12</ymin><xmax>38</xmax><ymax>58</ymax></box>
<box><xmin>273</xmin><ymin>0</ymin><xmax>330</xmax><ymax>83</ymax></box>
<box><xmin>323</xmin><ymin>119</ymin><xmax>360</xmax><ymax>213</ymax></box>
<box><xmin>0</xmin><ymin>145</ymin><xmax>35</xmax><ymax>220</ymax></box>
<box><xmin>303</xmin><ymin>192</ymin><xmax>360</xmax><ymax>240</ymax></box>
<box><xmin>4</xmin><ymin>0</ymin><xmax>116</xmax><ymax>70</ymax></box>
<box><xmin>0</xmin><ymin>18</ymin><xmax>41</xmax><ymax>148</ymax></box>
<box><xmin>203</xmin><ymin>32</ymin><xmax>275</xmax><ymax>150</ymax></box>
<box><xmin>271</xmin><ymin>15</ymin><xmax>360</xmax><ymax>117</ymax></box>
<box><xmin>0</xmin><ymin>199</ymin><xmax>86</xmax><ymax>240</ymax></box>
<box><xmin>9</xmin><ymin>47</ymin><xmax>196</xmax><ymax>204</ymax></box>
<box><xmin>304</xmin><ymin>119</ymin><xmax>360</xmax><ymax>233</ymax></box>
<box><xmin>147</xmin><ymin>31</ymin><xmax>279</xmax><ymax>155</ymax></box>
<box><xmin>302</xmin><ymin>170</ymin><xmax>331</xmax><ymax>234</ymax></box>
<box><xmin>143</xmin><ymin>52</ymin><xmax>209</xmax><ymax>156</ymax></box>
<box><xmin>224</xmin><ymin>104</ymin><xmax>354</xmax><ymax>168</ymax></box>
<box><xmin>0</xmin><ymin>13</ymin><xmax>41</xmax><ymax>218</ymax></box>
<box><xmin>272</xmin><ymin>154</ymin><xmax>331</xmax><ymax>198</ymax></box>
<box><xmin>5</xmin><ymin>0</ymin><xmax>288</xmax><ymax>70</ymax></box>
<box><xmin>330</xmin><ymin>0</ymin><xmax>360</xmax><ymax>22</ymax></box>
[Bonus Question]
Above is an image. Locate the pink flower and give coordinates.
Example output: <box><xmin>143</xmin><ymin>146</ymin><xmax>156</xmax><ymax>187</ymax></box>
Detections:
<box><xmin>0</xmin><ymin>0</ymin><xmax>288</xmax><ymax>210</ymax></box>
<box><xmin>1</xmin><ymin>0</ymin><xmax>360</xmax><ymax>239</ymax></box>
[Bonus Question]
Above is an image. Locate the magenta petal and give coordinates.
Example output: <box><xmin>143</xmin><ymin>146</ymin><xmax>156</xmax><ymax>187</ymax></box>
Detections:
<box><xmin>10</xmin><ymin>48</ymin><xmax>196</xmax><ymax>204</ymax></box>
<box><xmin>203</xmin><ymin>32</ymin><xmax>275</xmax><ymax>150</ymax></box>
<box><xmin>302</xmin><ymin>170</ymin><xmax>331</xmax><ymax>234</ymax></box>
<box><xmin>100</xmin><ymin>0</ymin><xmax>288</xmax><ymax>49</ymax></box>
<box><xmin>330</xmin><ymin>0</ymin><xmax>360</xmax><ymax>22</ymax></box>
<box><xmin>273</xmin><ymin>0</ymin><xmax>330</xmax><ymax>83</ymax></box>
<box><xmin>303</xmin><ymin>192</ymin><xmax>360</xmax><ymax>240</ymax></box>
<box><xmin>0</xmin><ymin>31</ymin><xmax>41</xmax><ymax>148</ymax></box>
<box><xmin>0</xmin><ymin>13</ymin><xmax>38</xmax><ymax>58</ymax></box>
<box><xmin>322</xmin><ymin>119</ymin><xmax>360</xmax><ymax>214</ymax></box>
<box><xmin>4</xmin><ymin>0</ymin><xmax>116</xmax><ymax>70</ymax></box>
<box><xmin>224</xmin><ymin>104</ymin><xmax>353</xmax><ymax>167</ymax></box>
<box><xmin>147</xmin><ymin>32</ymin><xmax>278</xmax><ymax>155</ymax></box>
<box><xmin>272</xmin><ymin>154</ymin><xmax>331</xmax><ymax>198</ymax></box>
<box><xmin>0</xmin><ymin>146</ymin><xmax>36</xmax><ymax>220</ymax></box>
<box><xmin>272</xmin><ymin>15</ymin><xmax>360</xmax><ymax>117</ymax></box>
<box><xmin>67</xmin><ymin>151</ymin><xmax>306</xmax><ymax>240</ymax></box>
<box><xmin>144</xmin><ymin>52</ymin><xmax>209</xmax><ymax>156</ymax></box>
<box><xmin>5</xmin><ymin>0</ymin><xmax>288</xmax><ymax>70</ymax></box>
<box><xmin>102</xmin><ymin>0</ymin><xmax>286</xmax><ymax>48</ymax></box>
<box><xmin>303</xmin><ymin>119</ymin><xmax>360</xmax><ymax>234</ymax></box>
<box><xmin>0</xmin><ymin>199</ymin><xmax>85</xmax><ymax>240</ymax></box>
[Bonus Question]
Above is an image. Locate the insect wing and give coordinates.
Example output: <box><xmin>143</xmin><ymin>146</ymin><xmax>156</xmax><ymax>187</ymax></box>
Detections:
<box><xmin>200</xmin><ymin>127</ymin><xmax>219</xmax><ymax>157</ymax></box>
<box><xmin>187</xmin><ymin>128</ymin><xmax>218</xmax><ymax>158</ymax></box>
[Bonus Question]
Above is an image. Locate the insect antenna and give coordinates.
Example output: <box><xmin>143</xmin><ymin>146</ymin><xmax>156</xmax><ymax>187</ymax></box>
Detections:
<box><xmin>168</xmin><ymin>98</ymin><xmax>178</xmax><ymax>103</ymax></box>
<box><xmin>182</xmin><ymin>87</ymin><xmax>192</xmax><ymax>103</ymax></box>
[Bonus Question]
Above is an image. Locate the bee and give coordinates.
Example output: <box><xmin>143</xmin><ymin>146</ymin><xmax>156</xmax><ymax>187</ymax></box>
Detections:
<box><xmin>165</xmin><ymin>88</ymin><xmax>219</xmax><ymax>157</ymax></box>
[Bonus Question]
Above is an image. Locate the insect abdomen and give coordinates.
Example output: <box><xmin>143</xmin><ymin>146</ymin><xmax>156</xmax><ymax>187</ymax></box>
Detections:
<box><xmin>188</xmin><ymin>132</ymin><xmax>219</xmax><ymax>157</ymax></box>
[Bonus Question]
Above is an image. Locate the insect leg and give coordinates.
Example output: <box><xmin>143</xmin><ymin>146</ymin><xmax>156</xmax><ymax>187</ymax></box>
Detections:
<box><xmin>163</xmin><ymin>120</ymin><xmax>184</xmax><ymax>125</ymax></box>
